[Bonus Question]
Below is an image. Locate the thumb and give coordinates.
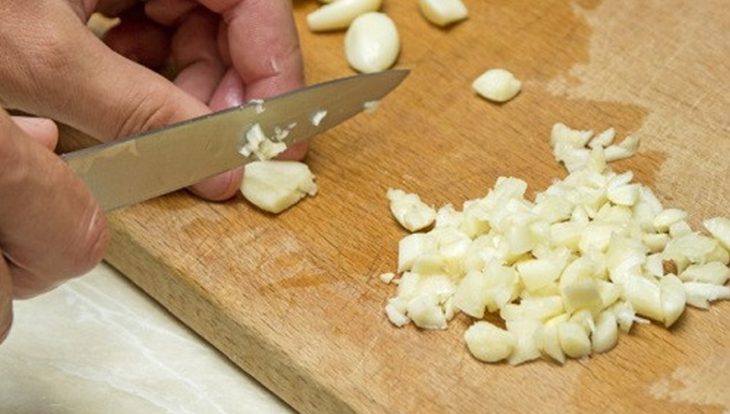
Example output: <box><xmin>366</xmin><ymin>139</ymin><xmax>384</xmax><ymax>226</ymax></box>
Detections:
<box><xmin>0</xmin><ymin>2</ymin><xmax>238</xmax><ymax>200</ymax></box>
<box><xmin>0</xmin><ymin>108</ymin><xmax>109</xmax><ymax>298</ymax></box>
<box><xmin>11</xmin><ymin>116</ymin><xmax>59</xmax><ymax>151</ymax></box>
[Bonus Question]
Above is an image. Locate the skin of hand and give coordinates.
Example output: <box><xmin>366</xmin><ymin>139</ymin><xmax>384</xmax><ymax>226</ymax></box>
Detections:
<box><xmin>0</xmin><ymin>0</ymin><xmax>306</xmax><ymax>343</ymax></box>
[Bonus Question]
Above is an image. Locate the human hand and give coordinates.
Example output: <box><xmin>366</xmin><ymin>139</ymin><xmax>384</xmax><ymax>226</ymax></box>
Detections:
<box><xmin>0</xmin><ymin>0</ymin><xmax>306</xmax><ymax>200</ymax></box>
<box><xmin>0</xmin><ymin>111</ymin><xmax>109</xmax><ymax>343</ymax></box>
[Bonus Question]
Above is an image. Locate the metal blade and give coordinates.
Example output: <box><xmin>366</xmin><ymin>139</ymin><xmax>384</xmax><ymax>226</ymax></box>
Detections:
<box><xmin>63</xmin><ymin>69</ymin><xmax>409</xmax><ymax>211</ymax></box>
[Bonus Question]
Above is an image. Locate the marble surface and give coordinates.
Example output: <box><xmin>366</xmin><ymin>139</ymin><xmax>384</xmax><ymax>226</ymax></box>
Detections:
<box><xmin>0</xmin><ymin>264</ymin><xmax>294</xmax><ymax>414</ymax></box>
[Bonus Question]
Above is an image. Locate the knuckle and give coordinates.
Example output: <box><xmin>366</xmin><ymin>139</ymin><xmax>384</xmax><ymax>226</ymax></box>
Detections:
<box><xmin>114</xmin><ymin>87</ymin><xmax>178</xmax><ymax>138</ymax></box>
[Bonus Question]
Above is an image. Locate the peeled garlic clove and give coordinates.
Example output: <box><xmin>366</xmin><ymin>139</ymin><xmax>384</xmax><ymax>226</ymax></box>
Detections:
<box><xmin>307</xmin><ymin>0</ymin><xmax>382</xmax><ymax>31</ymax></box>
<box><xmin>418</xmin><ymin>0</ymin><xmax>468</xmax><ymax>27</ymax></box>
<box><xmin>660</xmin><ymin>274</ymin><xmax>686</xmax><ymax>327</ymax></box>
<box><xmin>592</xmin><ymin>311</ymin><xmax>618</xmax><ymax>353</ymax></box>
<box><xmin>241</xmin><ymin>161</ymin><xmax>317</xmax><ymax>214</ymax></box>
<box><xmin>344</xmin><ymin>12</ymin><xmax>400</xmax><ymax>73</ymax></box>
<box><xmin>472</xmin><ymin>68</ymin><xmax>522</xmax><ymax>103</ymax></box>
<box><xmin>464</xmin><ymin>321</ymin><xmax>516</xmax><ymax>363</ymax></box>
<box><xmin>704</xmin><ymin>217</ymin><xmax>730</xmax><ymax>251</ymax></box>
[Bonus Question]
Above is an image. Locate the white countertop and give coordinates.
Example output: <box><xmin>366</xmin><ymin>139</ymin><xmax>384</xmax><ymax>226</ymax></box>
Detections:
<box><xmin>0</xmin><ymin>263</ymin><xmax>294</xmax><ymax>414</ymax></box>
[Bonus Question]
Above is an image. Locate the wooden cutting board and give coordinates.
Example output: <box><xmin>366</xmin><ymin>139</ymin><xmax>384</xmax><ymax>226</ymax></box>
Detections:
<box><xmin>86</xmin><ymin>0</ymin><xmax>730</xmax><ymax>412</ymax></box>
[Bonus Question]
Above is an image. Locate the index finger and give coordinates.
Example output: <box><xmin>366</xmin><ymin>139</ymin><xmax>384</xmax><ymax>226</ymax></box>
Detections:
<box><xmin>200</xmin><ymin>0</ymin><xmax>305</xmax><ymax>99</ymax></box>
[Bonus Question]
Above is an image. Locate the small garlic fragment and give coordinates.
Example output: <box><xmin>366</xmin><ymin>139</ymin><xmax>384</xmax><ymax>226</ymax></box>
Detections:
<box><xmin>307</xmin><ymin>0</ymin><xmax>382</xmax><ymax>31</ymax></box>
<box><xmin>506</xmin><ymin>319</ymin><xmax>542</xmax><ymax>366</ymax></box>
<box><xmin>472</xmin><ymin>68</ymin><xmax>522</xmax><ymax>103</ymax></box>
<box><xmin>653</xmin><ymin>209</ymin><xmax>688</xmax><ymax>232</ymax></box>
<box><xmin>679</xmin><ymin>262</ymin><xmax>729</xmax><ymax>285</ymax></box>
<box><xmin>704</xmin><ymin>217</ymin><xmax>730</xmax><ymax>250</ymax></box>
<box><xmin>683</xmin><ymin>282</ymin><xmax>730</xmax><ymax>309</ymax></box>
<box><xmin>311</xmin><ymin>110</ymin><xmax>328</xmax><ymax>126</ymax></box>
<box><xmin>379</xmin><ymin>272</ymin><xmax>396</xmax><ymax>284</ymax></box>
<box><xmin>558</xmin><ymin>321</ymin><xmax>591</xmax><ymax>359</ymax></box>
<box><xmin>344</xmin><ymin>12</ymin><xmax>400</xmax><ymax>73</ymax></box>
<box><xmin>240</xmin><ymin>123</ymin><xmax>287</xmax><ymax>160</ymax></box>
<box><xmin>592</xmin><ymin>311</ymin><xmax>618</xmax><ymax>353</ymax></box>
<box><xmin>418</xmin><ymin>0</ymin><xmax>468</xmax><ymax>27</ymax></box>
<box><xmin>387</xmin><ymin>188</ymin><xmax>437</xmax><ymax>232</ymax></box>
<box><xmin>588</xmin><ymin>128</ymin><xmax>616</xmax><ymax>149</ymax></box>
<box><xmin>241</xmin><ymin>161</ymin><xmax>317</xmax><ymax>214</ymax></box>
<box><xmin>464</xmin><ymin>321</ymin><xmax>516</xmax><ymax>363</ymax></box>
<box><xmin>660</xmin><ymin>274</ymin><xmax>686</xmax><ymax>327</ymax></box>
<box><xmin>604</xmin><ymin>135</ymin><xmax>640</xmax><ymax>162</ymax></box>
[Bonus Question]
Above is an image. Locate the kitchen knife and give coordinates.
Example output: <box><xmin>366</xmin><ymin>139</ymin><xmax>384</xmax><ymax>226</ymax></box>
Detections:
<box><xmin>63</xmin><ymin>69</ymin><xmax>409</xmax><ymax>211</ymax></box>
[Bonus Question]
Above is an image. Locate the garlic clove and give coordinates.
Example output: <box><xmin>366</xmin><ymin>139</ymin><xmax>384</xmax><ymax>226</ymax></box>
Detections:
<box><xmin>344</xmin><ymin>12</ymin><xmax>400</xmax><ymax>73</ymax></box>
<box><xmin>307</xmin><ymin>0</ymin><xmax>382</xmax><ymax>31</ymax></box>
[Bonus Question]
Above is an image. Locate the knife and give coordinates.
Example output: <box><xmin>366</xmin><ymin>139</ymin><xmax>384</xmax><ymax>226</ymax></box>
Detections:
<box><xmin>63</xmin><ymin>69</ymin><xmax>409</xmax><ymax>211</ymax></box>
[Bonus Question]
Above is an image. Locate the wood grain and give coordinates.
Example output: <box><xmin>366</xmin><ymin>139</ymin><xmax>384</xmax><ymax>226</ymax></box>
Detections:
<box><xmin>75</xmin><ymin>0</ymin><xmax>730</xmax><ymax>412</ymax></box>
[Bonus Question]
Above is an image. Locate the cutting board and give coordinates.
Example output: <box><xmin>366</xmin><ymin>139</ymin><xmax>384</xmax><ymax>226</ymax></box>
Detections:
<box><xmin>80</xmin><ymin>0</ymin><xmax>730</xmax><ymax>412</ymax></box>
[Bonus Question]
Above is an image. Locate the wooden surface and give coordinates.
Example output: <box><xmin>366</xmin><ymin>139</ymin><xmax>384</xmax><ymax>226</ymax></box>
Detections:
<box><xmin>92</xmin><ymin>0</ymin><xmax>730</xmax><ymax>412</ymax></box>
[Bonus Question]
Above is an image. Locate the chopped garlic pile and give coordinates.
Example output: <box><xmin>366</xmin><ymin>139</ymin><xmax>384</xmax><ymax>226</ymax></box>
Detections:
<box><xmin>382</xmin><ymin>123</ymin><xmax>730</xmax><ymax>365</ymax></box>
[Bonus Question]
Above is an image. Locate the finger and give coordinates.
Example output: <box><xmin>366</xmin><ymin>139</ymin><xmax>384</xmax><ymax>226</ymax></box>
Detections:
<box><xmin>0</xmin><ymin>256</ymin><xmax>12</xmax><ymax>344</ymax></box>
<box><xmin>103</xmin><ymin>5</ymin><xmax>172</xmax><ymax>69</ymax></box>
<box><xmin>11</xmin><ymin>116</ymin><xmax>58</xmax><ymax>150</ymax></box>
<box><xmin>0</xmin><ymin>1</ymin><xmax>229</xmax><ymax>200</ymax></box>
<box><xmin>199</xmin><ymin>0</ymin><xmax>305</xmax><ymax>99</ymax></box>
<box><xmin>168</xmin><ymin>9</ymin><xmax>240</xmax><ymax>199</ymax></box>
<box><xmin>171</xmin><ymin>9</ymin><xmax>225</xmax><ymax>103</ymax></box>
<box><xmin>145</xmin><ymin>0</ymin><xmax>198</xmax><ymax>26</ymax></box>
<box><xmin>0</xmin><ymin>109</ymin><xmax>109</xmax><ymax>299</ymax></box>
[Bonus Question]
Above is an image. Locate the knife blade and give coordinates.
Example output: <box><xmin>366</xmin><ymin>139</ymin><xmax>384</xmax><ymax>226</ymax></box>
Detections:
<box><xmin>63</xmin><ymin>69</ymin><xmax>409</xmax><ymax>211</ymax></box>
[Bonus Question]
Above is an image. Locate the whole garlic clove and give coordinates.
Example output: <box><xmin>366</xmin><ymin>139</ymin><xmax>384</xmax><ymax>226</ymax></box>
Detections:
<box><xmin>472</xmin><ymin>68</ymin><xmax>522</xmax><ymax>103</ymax></box>
<box><xmin>307</xmin><ymin>0</ymin><xmax>382</xmax><ymax>32</ymax></box>
<box><xmin>344</xmin><ymin>12</ymin><xmax>400</xmax><ymax>73</ymax></box>
<box><xmin>418</xmin><ymin>0</ymin><xmax>468</xmax><ymax>27</ymax></box>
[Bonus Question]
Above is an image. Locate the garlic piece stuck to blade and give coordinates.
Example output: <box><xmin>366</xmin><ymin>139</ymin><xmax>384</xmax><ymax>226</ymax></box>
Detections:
<box><xmin>307</xmin><ymin>0</ymin><xmax>382</xmax><ymax>32</ymax></box>
<box><xmin>380</xmin><ymin>121</ymin><xmax>730</xmax><ymax>366</ymax></box>
<box><xmin>418</xmin><ymin>0</ymin><xmax>468</xmax><ymax>27</ymax></box>
<box><xmin>472</xmin><ymin>68</ymin><xmax>522</xmax><ymax>103</ymax></box>
<box><xmin>240</xmin><ymin>123</ymin><xmax>287</xmax><ymax>161</ymax></box>
<box><xmin>344</xmin><ymin>12</ymin><xmax>400</xmax><ymax>73</ymax></box>
<box><xmin>241</xmin><ymin>161</ymin><xmax>317</xmax><ymax>214</ymax></box>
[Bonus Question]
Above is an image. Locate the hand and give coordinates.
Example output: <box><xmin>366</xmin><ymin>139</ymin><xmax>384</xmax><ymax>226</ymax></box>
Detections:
<box><xmin>0</xmin><ymin>111</ymin><xmax>109</xmax><ymax>343</ymax></box>
<box><xmin>0</xmin><ymin>0</ymin><xmax>306</xmax><ymax>343</ymax></box>
<box><xmin>0</xmin><ymin>0</ymin><xmax>306</xmax><ymax>200</ymax></box>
